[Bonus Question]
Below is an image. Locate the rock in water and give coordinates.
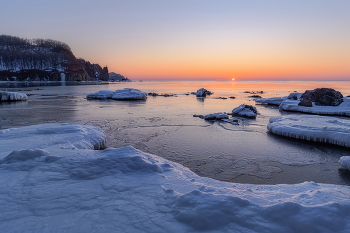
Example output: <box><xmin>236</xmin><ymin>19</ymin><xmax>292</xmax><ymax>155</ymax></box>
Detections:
<box><xmin>232</xmin><ymin>104</ymin><xmax>257</xmax><ymax>118</ymax></box>
<box><xmin>195</xmin><ymin>88</ymin><xmax>212</xmax><ymax>97</ymax></box>
<box><xmin>298</xmin><ymin>88</ymin><xmax>343</xmax><ymax>107</ymax></box>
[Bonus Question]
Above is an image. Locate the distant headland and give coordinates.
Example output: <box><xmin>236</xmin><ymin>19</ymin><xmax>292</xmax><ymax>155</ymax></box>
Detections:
<box><xmin>0</xmin><ymin>35</ymin><xmax>128</xmax><ymax>82</ymax></box>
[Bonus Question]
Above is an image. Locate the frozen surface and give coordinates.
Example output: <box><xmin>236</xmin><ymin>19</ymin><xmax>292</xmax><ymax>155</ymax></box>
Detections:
<box><xmin>1</xmin><ymin>123</ymin><xmax>350</xmax><ymax>232</ymax></box>
<box><xmin>0</xmin><ymin>123</ymin><xmax>106</xmax><ymax>160</ymax></box>
<box><xmin>256</xmin><ymin>92</ymin><xmax>302</xmax><ymax>106</ymax></box>
<box><xmin>280</xmin><ymin>98</ymin><xmax>350</xmax><ymax>116</ymax></box>
<box><xmin>0</xmin><ymin>91</ymin><xmax>27</xmax><ymax>101</ymax></box>
<box><xmin>87</xmin><ymin>88</ymin><xmax>147</xmax><ymax>100</ymax></box>
<box><xmin>268</xmin><ymin>115</ymin><xmax>350</xmax><ymax>147</ymax></box>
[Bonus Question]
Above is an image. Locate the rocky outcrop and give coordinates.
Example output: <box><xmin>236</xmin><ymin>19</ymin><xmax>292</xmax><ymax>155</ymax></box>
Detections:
<box><xmin>298</xmin><ymin>88</ymin><xmax>343</xmax><ymax>107</ymax></box>
<box><xmin>0</xmin><ymin>35</ymin><xmax>108</xmax><ymax>81</ymax></box>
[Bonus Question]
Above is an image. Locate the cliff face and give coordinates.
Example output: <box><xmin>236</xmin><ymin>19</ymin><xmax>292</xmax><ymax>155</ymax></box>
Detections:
<box><xmin>0</xmin><ymin>35</ymin><xmax>108</xmax><ymax>81</ymax></box>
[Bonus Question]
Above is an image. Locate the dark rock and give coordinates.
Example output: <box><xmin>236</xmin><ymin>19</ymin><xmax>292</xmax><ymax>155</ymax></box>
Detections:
<box><xmin>195</xmin><ymin>88</ymin><xmax>213</xmax><ymax>97</ymax></box>
<box><xmin>298</xmin><ymin>88</ymin><xmax>343</xmax><ymax>107</ymax></box>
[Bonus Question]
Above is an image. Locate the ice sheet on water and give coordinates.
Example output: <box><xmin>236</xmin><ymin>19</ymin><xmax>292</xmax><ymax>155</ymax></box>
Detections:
<box><xmin>280</xmin><ymin>97</ymin><xmax>350</xmax><ymax>116</ymax></box>
<box><xmin>1</xmin><ymin>123</ymin><xmax>350</xmax><ymax>232</ymax></box>
<box><xmin>268</xmin><ymin>115</ymin><xmax>350</xmax><ymax>147</ymax></box>
<box><xmin>256</xmin><ymin>92</ymin><xmax>302</xmax><ymax>106</ymax></box>
<box><xmin>0</xmin><ymin>91</ymin><xmax>27</xmax><ymax>101</ymax></box>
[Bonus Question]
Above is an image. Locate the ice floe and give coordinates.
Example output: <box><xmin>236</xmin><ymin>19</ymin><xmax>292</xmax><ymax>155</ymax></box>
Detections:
<box><xmin>87</xmin><ymin>88</ymin><xmax>147</xmax><ymax>100</ymax></box>
<box><xmin>232</xmin><ymin>104</ymin><xmax>257</xmax><ymax>118</ymax></box>
<box><xmin>1</xmin><ymin>123</ymin><xmax>350</xmax><ymax>233</ymax></box>
<box><xmin>256</xmin><ymin>92</ymin><xmax>302</xmax><ymax>106</ymax></box>
<box><xmin>0</xmin><ymin>91</ymin><xmax>27</xmax><ymax>101</ymax></box>
<box><xmin>268</xmin><ymin>115</ymin><xmax>350</xmax><ymax>147</ymax></box>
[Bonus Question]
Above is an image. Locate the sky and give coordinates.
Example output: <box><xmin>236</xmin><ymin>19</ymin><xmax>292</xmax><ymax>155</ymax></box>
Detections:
<box><xmin>0</xmin><ymin>0</ymin><xmax>349</xmax><ymax>81</ymax></box>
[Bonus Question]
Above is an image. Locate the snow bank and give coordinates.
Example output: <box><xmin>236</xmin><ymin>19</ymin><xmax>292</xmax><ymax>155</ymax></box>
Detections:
<box><xmin>0</xmin><ymin>91</ymin><xmax>27</xmax><ymax>101</ymax></box>
<box><xmin>280</xmin><ymin>98</ymin><xmax>350</xmax><ymax>116</ymax></box>
<box><xmin>256</xmin><ymin>92</ymin><xmax>302</xmax><ymax>106</ymax></box>
<box><xmin>1</xmin><ymin>123</ymin><xmax>350</xmax><ymax>232</ymax></box>
<box><xmin>87</xmin><ymin>88</ymin><xmax>147</xmax><ymax>100</ymax></box>
<box><xmin>268</xmin><ymin>115</ymin><xmax>350</xmax><ymax>147</ymax></box>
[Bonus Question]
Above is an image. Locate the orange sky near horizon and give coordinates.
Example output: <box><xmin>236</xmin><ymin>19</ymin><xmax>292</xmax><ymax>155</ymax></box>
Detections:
<box><xmin>1</xmin><ymin>0</ymin><xmax>349</xmax><ymax>81</ymax></box>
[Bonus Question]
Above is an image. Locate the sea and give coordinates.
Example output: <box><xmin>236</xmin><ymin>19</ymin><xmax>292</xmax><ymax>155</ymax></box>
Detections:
<box><xmin>1</xmin><ymin>80</ymin><xmax>350</xmax><ymax>185</ymax></box>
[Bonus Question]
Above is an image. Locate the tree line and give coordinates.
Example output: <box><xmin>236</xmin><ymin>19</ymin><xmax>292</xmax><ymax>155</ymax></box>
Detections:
<box><xmin>0</xmin><ymin>35</ymin><xmax>72</xmax><ymax>71</ymax></box>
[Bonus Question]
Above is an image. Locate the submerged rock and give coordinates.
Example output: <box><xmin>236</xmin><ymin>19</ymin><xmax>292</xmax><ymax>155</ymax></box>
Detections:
<box><xmin>298</xmin><ymin>88</ymin><xmax>343</xmax><ymax>107</ymax></box>
<box><xmin>232</xmin><ymin>104</ymin><xmax>257</xmax><ymax>118</ymax></box>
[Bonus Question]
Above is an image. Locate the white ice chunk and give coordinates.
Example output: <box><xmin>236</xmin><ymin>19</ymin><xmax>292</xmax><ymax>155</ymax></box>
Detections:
<box><xmin>280</xmin><ymin>97</ymin><xmax>350</xmax><ymax>116</ymax></box>
<box><xmin>0</xmin><ymin>91</ymin><xmax>27</xmax><ymax>101</ymax></box>
<box><xmin>268</xmin><ymin>115</ymin><xmax>350</xmax><ymax>147</ymax></box>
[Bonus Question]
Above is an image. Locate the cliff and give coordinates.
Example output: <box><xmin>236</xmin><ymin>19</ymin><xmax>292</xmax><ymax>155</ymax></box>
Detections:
<box><xmin>0</xmin><ymin>35</ymin><xmax>108</xmax><ymax>81</ymax></box>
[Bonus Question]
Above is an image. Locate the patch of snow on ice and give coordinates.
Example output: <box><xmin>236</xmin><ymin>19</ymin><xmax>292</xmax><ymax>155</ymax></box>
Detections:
<box><xmin>1</xmin><ymin>123</ymin><xmax>350</xmax><ymax>232</ymax></box>
<box><xmin>268</xmin><ymin>115</ymin><xmax>350</xmax><ymax>147</ymax></box>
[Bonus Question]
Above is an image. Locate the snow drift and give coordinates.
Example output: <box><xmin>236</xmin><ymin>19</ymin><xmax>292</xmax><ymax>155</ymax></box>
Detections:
<box><xmin>1</xmin><ymin>123</ymin><xmax>350</xmax><ymax>233</ymax></box>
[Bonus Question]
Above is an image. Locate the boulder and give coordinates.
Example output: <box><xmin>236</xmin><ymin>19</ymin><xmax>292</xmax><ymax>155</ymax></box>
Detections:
<box><xmin>232</xmin><ymin>104</ymin><xmax>257</xmax><ymax>118</ymax></box>
<box><xmin>195</xmin><ymin>88</ymin><xmax>212</xmax><ymax>97</ymax></box>
<box><xmin>298</xmin><ymin>88</ymin><xmax>343</xmax><ymax>107</ymax></box>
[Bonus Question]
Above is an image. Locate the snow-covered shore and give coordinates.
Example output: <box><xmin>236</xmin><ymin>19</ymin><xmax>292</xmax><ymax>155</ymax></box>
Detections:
<box><xmin>1</xmin><ymin>123</ymin><xmax>350</xmax><ymax>232</ymax></box>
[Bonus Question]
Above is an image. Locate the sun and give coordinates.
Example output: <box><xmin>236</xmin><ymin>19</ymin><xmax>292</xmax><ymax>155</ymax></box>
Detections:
<box><xmin>231</xmin><ymin>78</ymin><xmax>235</xmax><ymax>81</ymax></box>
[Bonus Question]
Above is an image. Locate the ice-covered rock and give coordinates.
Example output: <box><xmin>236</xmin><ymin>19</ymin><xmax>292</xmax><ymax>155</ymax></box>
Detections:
<box><xmin>232</xmin><ymin>104</ymin><xmax>257</xmax><ymax>118</ymax></box>
<box><xmin>298</xmin><ymin>88</ymin><xmax>343</xmax><ymax>107</ymax></box>
<box><xmin>204</xmin><ymin>112</ymin><xmax>229</xmax><ymax>120</ymax></box>
<box><xmin>195</xmin><ymin>88</ymin><xmax>212</xmax><ymax>97</ymax></box>
<box><xmin>0</xmin><ymin>91</ymin><xmax>27</xmax><ymax>101</ymax></box>
<box><xmin>112</xmin><ymin>88</ymin><xmax>147</xmax><ymax>100</ymax></box>
<box><xmin>280</xmin><ymin>98</ymin><xmax>350</xmax><ymax>116</ymax></box>
<box><xmin>87</xmin><ymin>88</ymin><xmax>147</xmax><ymax>100</ymax></box>
<box><xmin>256</xmin><ymin>92</ymin><xmax>302</xmax><ymax>106</ymax></box>
<box><xmin>268</xmin><ymin>115</ymin><xmax>350</xmax><ymax>147</ymax></box>
<box><xmin>86</xmin><ymin>90</ymin><xmax>114</xmax><ymax>99</ymax></box>
<box><xmin>1</xmin><ymin>123</ymin><xmax>350</xmax><ymax>232</ymax></box>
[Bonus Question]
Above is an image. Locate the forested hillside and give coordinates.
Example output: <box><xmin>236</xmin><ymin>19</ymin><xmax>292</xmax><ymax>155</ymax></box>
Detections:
<box><xmin>0</xmin><ymin>35</ymin><xmax>108</xmax><ymax>81</ymax></box>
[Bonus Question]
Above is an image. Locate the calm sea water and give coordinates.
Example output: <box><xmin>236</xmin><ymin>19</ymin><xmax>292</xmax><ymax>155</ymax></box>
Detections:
<box><xmin>1</xmin><ymin>80</ymin><xmax>350</xmax><ymax>185</ymax></box>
